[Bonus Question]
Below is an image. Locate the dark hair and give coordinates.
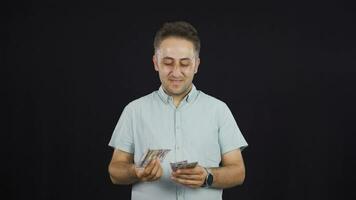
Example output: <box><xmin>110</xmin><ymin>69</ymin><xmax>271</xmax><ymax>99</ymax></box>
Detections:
<box><xmin>153</xmin><ymin>21</ymin><xmax>201</xmax><ymax>55</ymax></box>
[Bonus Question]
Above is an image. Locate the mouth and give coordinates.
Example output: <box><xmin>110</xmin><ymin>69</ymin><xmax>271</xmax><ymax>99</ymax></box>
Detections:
<box><xmin>169</xmin><ymin>79</ymin><xmax>183</xmax><ymax>85</ymax></box>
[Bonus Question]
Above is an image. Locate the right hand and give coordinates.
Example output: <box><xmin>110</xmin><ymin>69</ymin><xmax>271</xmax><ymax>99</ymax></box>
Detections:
<box><xmin>134</xmin><ymin>158</ymin><xmax>163</xmax><ymax>182</ymax></box>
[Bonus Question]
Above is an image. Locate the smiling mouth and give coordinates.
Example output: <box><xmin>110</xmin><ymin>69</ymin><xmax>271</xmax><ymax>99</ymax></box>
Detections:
<box><xmin>170</xmin><ymin>80</ymin><xmax>183</xmax><ymax>85</ymax></box>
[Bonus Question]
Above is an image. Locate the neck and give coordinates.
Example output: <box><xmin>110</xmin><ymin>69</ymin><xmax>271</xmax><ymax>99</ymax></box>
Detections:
<box><xmin>164</xmin><ymin>84</ymin><xmax>193</xmax><ymax>107</ymax></box>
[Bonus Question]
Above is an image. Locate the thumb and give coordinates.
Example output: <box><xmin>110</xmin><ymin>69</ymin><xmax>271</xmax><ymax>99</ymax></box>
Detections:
<box><xmin>135</xmin><ymin>166</ymin><xmax>144</xmax><ymax>178</ymax></box>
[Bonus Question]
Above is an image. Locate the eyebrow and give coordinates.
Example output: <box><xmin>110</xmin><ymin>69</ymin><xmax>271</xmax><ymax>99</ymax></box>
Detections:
<box><xmin>180</xmin><ymin>58</ymin><xmax>192</xmax><ymax>61</ymax></box>
<box><xmin>163</xmin><ymin>57</ymin><xmax>174</xmax><ymax>60</ymax></box>
<box><xmin>163</xmin><ymin>57</ymin><xmax>192</xmax><ymax>61</ymax></box>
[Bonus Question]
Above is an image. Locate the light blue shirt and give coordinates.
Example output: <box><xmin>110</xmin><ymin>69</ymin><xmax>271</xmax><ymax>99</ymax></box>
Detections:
<box><xmin>109</xmin><ymin>84</ymin><xmax>248</xmax><ymax>200</ymax></box>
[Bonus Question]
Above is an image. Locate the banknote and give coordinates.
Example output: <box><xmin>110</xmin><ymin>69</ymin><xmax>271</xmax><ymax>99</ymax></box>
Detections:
<box><xmin>137</xmin><ymin>149</ymin><xmax>171</xmax><ymax>168</ymax></box>
<box><xmin>170</xmin><ymin>160</ymin><xmax>198</xmax><ymax>171</ymax></box>
<box><xmin>170</xmin><ymin>160</ymin><xmax>187</xmax><ymax>171</ymax></box>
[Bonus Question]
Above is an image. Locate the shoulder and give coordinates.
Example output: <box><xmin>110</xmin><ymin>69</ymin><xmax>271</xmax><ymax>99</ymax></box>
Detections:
<box><xmin>196</xmin><ymin>90</ymin><xmax>233</xmax><ymax>125</ymax></box>
<box><xmin>198</xmin><ymin>90</ymin><xmax>228</xmax><ymax>110</ymax></box>
<box><xmin>124</xmin><ymin>91</ymin><xmax>156</xmax><ymax>111</ymax></box>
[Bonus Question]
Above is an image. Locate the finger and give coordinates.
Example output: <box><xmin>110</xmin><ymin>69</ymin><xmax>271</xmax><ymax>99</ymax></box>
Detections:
<box><xmin>146</xmin><ymin>160</ymin><xmax>160</xmax><ymax>180</ymax></box>
<box><xmin>174</xmin><ymin>174</ymin><xmax>204</xmax><ymax>181</ymax></box>
<box><xmin>172</xmin><ymin>169</ymin><xmax>193</xmax><ymax>176</ymax></box>
<box><xmin>143</xmin><ymin>158</ymin><xmax>157</xmax><ymax>176</ymax></box>
<box><xmin>151</xmin><ymin>166</ymin><xmax>163</xmax><ymax>181</ymax></box>
<box><xmin>186</xmin><ymin>184</ymin><xmax>202</xmax><ymax>188</ymax></box>
<box><xmin>174</xmin><ymin>168</ymin><xmax>203</xmax><ymax>175</ymax></box>
<box><xmin>135</xmin><ymin>167</ymin><xmax>145</xmax><ymax>178</ymax></box>
<box><xmin>171</xmin><ymin>176</ymin><xmax>202</xmax><ymax>186</ymax></box>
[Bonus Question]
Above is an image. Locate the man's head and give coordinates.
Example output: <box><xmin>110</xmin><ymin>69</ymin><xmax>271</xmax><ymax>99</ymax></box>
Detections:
<box><xmin>153</xmin><ymin>21</ymin><xmax>201</xmax><ymax>98</ymax></box>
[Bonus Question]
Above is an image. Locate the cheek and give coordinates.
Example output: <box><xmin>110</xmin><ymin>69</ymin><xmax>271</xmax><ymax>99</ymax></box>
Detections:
<box><xmin>159</xmin><ymin>67</ymin><xmax>171</xmax><ymax>76</ymax></box>
<box><xmin>182</xmin><ymin>67</ymin><xmax>195</xmax><ymax>75</ymax></box>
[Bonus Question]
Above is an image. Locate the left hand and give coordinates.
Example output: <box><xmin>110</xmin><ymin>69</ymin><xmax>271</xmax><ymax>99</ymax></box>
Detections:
<box><xmin>170</xmin><ymin>165</ymin><xmax>207</xmax><ymax>188</ymax></box>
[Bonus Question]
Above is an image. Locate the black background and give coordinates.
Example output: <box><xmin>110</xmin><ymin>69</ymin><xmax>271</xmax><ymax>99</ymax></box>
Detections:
<box><xmin>4</xmin><ymin>1</ymin><xmax>356</xmax><ymax>200</ymax></box>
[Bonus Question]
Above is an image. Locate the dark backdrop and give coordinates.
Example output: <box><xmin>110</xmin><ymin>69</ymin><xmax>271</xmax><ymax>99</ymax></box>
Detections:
<box><xmin>4</xmin><ymin>1</ymin><xmax>356</xmax><ymax>200</ymax></box>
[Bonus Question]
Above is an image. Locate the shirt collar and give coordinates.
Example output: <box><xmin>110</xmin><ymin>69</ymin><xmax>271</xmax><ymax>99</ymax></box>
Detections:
<box><xmin>158</xmin><ymin>84</ymin><xmax>198</xmax><ymax>104</ymax></box>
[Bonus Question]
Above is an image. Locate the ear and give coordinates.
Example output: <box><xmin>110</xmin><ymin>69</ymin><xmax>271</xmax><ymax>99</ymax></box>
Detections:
<box><xmin>153</xmin><ymin>54</ymin><xmax>159</xmax><ymax>71</ymax></box>
<box><xmin>194</xmin><ymin>57</ymin><xmax>200</xmax><ymax>74</ymax></box>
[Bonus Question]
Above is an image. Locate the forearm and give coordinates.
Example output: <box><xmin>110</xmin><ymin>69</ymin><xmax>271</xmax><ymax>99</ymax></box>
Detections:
<box><xmin>108</xmin><ymin>161</ymin><xmax>138</xmax><ymax>185</ymax></box>
<box><xmin>210</xmin><ymin>164</ymin><xmax>245</xmax><ymax>189</ymax></box>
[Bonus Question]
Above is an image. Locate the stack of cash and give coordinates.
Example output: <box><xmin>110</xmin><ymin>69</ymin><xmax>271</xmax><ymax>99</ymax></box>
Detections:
<box><xmin>137</xmin><ymin>149</ymin><xmax>171</xmax><ymax>168</ymax></box>
<box><xmin>170</xmin><ymin>160</ymin><xmax>198</xmax><ymax>171</ymax></box>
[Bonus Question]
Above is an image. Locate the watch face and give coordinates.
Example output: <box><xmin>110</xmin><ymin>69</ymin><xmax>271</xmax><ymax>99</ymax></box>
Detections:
<box><xmin>207</xmin><ymin>174</ymin><xmax>213</xmax><ymax>186</ymax></box>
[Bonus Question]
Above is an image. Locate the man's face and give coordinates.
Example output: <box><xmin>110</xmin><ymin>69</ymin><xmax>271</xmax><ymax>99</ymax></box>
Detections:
<box><xmin>153</xmin><ymin>37</ymin><xmax>200</xmax><ymax>97</ymax></box>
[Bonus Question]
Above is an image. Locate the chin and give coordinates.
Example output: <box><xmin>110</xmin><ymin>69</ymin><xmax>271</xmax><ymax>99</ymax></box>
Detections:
<box><xmin>169</xmin><ymin>89</ymin><xmax>183</xmax><ymax>95</ymax></box>
<box><xmin>167</xmin><ymin>87</ymin><xmax>184</xmax><ymax>95</ymax></box>
<box><xmin>163</xmin><ymin>82</ymin><xmax>189</xmax><ymax>95</ymax></box>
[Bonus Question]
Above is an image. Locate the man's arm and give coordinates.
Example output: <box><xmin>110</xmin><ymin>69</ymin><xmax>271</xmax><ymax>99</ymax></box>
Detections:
<box><xmin>171</xmin><ymin>149</ymin><xmax>245</xmax><ymax>189</ymax></box>
<box><xmin>210</xmin><ymin>149</ymin><xmax>246</xmax><ymax>188</ymax></box>
<box><xmin>108</xmin><ymin>149</ymin><xmax>138</xmax><ymax>184</ymax></box>
<box><xmin>108</xmin><ymin>149</ymin><xmax>163</xmax><ymax>185</ymax></box>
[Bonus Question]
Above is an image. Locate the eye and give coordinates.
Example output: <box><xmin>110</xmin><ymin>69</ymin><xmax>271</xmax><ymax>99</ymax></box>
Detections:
<box><xmin>164</xmin><ymin>62</ymin><xmax>173</xmax><ymax>66</ymax></box>
<box><xmin>163</xmin><ymin>59</ymin><xmax>174</xmax><ymax>65</ymax></box>
<box><xmin>180</xmin><ymin>60</ymin><xmax>191</xmax><ymax>66</ymax></box>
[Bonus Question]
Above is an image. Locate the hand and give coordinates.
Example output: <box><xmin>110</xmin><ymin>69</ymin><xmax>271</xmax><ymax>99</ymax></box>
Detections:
<box><xmin>170</xmin><ymin>165</ymin><xmax>207</xmax><ymax>188</ymax></box>
<box><xmin>134</xmin><ymin>158</ymin><xmax>163</xmax><ymax>182</ymax></box>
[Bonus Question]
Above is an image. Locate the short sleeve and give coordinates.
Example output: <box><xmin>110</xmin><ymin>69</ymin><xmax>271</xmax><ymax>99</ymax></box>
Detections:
<box><xmin>218</xmin><ymin>103</ymin><xmax>248</xmax><ymax>154</ymax></box>
<box><xmin>108</xmin><ymin>104</ymin><xmax>134</xmax><ymax>154</ymax></box>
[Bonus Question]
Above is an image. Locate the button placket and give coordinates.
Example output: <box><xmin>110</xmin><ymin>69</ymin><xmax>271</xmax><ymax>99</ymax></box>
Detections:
<box><xmin>175</xmin><ymin>109</ymin><xmax>182</xmax><ymax>161</ymax></box>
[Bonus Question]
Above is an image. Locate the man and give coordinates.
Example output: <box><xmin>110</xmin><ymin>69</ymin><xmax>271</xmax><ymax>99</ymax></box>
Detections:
<box><xmin>108</xmin><ymin>21</ymin><xmax>248</xmax><ymax>200</ymax></box>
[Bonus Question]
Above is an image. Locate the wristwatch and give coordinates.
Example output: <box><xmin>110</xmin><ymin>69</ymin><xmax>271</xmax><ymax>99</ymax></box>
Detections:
<box><xmin>202</xmin><ymin>167</ymin><xmax>214</xmax><ymax>187</ymax></box>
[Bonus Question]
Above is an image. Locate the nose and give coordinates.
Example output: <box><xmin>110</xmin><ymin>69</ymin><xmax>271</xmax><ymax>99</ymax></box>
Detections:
<box><xmin>171</xmin><ymin>65</ymin><xmax>182</xmax><ymax>77</ymax></box>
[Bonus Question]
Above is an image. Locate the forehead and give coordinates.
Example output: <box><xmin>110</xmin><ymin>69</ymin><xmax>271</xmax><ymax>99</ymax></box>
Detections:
<box><xmin>157</xmin><ymin>37</ymin><xmax>195</xmax><ymax>59</ymax></box>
